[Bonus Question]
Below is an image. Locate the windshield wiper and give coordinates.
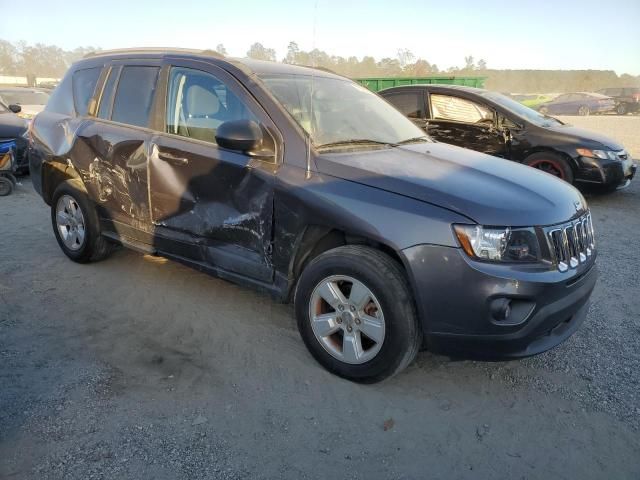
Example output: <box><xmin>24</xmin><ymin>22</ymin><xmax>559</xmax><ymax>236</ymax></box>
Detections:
<box><xmin>316</xmin><ymin>139</ymin><xmax>397</xmax><ymax>149</ymax></box>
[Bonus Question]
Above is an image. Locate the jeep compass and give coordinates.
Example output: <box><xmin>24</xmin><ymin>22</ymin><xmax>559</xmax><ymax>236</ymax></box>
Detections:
<box><xmin>29</xmin><ymin>49</ymin><xmax>597</xmax><ymax>382</ymax></box>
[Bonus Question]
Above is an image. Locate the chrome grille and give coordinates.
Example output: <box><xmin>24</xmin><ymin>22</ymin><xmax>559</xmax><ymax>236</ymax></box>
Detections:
<box><xmin>546</xmin><ymin>212</ymin><xmax>594</xmax><ymax>272</ymax></box>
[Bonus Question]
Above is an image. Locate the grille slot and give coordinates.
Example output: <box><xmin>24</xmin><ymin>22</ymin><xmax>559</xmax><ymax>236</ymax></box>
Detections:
<box><xmin>546</xmin><ymin>212</ymin><xmax>595</xmax><ymax>272</ymax></box>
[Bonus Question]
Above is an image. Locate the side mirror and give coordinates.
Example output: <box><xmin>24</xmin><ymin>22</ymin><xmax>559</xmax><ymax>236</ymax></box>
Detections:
<box><xmin>216</xmin><ymin>119</ymin><xmax>275</xmax><ymax>161</ymax></box>
<box><xmin>216</xmin><ymin>119</ymin><xmax>263</xmax><ymax>152</ymax></box>
<box><xmin>8</xmin><ymin>104</ymin><xmax>21</xmax><ymax>114</ymax></box>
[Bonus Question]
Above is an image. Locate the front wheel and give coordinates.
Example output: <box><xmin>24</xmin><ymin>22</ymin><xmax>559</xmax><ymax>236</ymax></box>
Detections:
<box><xmin>616</xmin><ymin>103</ymin><xmax>627</xmax><ymax>115</ymax></box>
<box><xmin>578</xmin><ymin>105</ymin><xmax>590</xmax><ymax>116</ymax></box>
<box><xmin>51</xmin><ymin>180</ymin><xmax>115</xmax><ymax>263</ymax></box>
<box><xmin>524</xmin><ymin>152</ymin><xmax>574</xmax><ymax>184</ymax></box>
<box><xmin>294</xmin><ymin>245</ymin><xmax>421</xmax><ymax>383</ymax></box>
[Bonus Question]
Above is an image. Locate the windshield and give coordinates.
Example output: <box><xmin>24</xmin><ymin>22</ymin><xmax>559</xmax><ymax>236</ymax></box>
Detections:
<box><xmin>481</xmin><ymin>91</ymin><xmax>562</xmax><ymax>127</ymax></box>
<box><xmin>0</xmin><ymin>90</ymin><xmax>50</xmax><ymax>106</ymax></box>
<box><xmin>259</xmin><ymin>74</ymin><xmax>428</xmax><ymax>148</ymax></box>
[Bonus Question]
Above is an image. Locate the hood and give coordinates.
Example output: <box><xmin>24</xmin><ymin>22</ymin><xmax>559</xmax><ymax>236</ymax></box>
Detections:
<box><xmin>316</xmin><ymin>142</ymin><xmax>586</xmax><ymax>227</ymax></box>
<box><xmin>543</xmin><ymin>123</ymin><xmax>624</xmax><ymax>150</ymax></box>
<box><xmin>0</xmin><ymin>112</ymin><xmax>28</xmax><ymax>138</ymax></box>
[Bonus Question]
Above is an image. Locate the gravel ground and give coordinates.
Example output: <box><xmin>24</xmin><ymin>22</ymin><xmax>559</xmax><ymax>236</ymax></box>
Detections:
<box><xmin>1</xmin><ymin>119</ymin><xmax>639</xmax><ymax>478</ymax></box>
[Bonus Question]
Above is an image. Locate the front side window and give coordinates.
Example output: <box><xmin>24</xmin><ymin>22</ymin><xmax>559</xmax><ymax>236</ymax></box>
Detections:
<box><xmin>429</xmin><ymin>94</ymin><xmax>493</xmax><ymax>124</ymax></box>
<box><xmin>385</xmin><ymin>92</ymin><xmax>424</xmax><ymax>119</ymax></box>
<box><xmin>72</xmin><ymin>67</ymin><xmax>101</xmax><ymax>116</ymax></box>
<box><xmin>259</xmin><ymin>74</ymin><xmax>426</xmax><ymax>147</ymax></box>
<box><xmin>165</xmin><ymin>67</ymin><xmax>257</xmax><ymax>144</ymax></box>
<box><xmin>111</xmin><ymin>66</ymin><xmax>160</xmax><ymax>128</ymax></box>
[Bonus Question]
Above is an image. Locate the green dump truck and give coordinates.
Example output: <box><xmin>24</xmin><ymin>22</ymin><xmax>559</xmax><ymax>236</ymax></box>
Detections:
<box><xmin>355</xmin><ymin>76</ymin><xmax>486</xmax><ymax>92</ymax></box>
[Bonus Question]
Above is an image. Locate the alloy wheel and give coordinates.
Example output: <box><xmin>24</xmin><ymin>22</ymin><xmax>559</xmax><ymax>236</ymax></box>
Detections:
<box><xmin>55</xmin><ymin>194</ymin><xmax>86</xmax><ymax>251</ymax></box>
<box><xmin>528</xmin><ymin>159</ymin><xmax>565</xmax><ymax>179</ymax></box>
<box><xmin>309</xmin><ymin>275</ymin><xmax>385</xmax><ymax>364</ymax></box>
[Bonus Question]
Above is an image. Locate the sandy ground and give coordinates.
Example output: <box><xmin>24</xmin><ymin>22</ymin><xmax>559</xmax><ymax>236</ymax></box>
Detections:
<box><xmin>1</xmin><ymin>119</ymin><xmax>639</xmax><ymax>478</ymax></box>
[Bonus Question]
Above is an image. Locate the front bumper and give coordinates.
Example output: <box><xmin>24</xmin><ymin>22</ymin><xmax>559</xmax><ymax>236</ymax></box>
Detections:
<box><xmin>402</xmin><ymin>244</ymin><xmax>597</xmax><ymax>359</ymax></box>
<box><xmin>575</xmin><ymin>155</ymin><xmax>636</xmax><ymax>188</ymax></box>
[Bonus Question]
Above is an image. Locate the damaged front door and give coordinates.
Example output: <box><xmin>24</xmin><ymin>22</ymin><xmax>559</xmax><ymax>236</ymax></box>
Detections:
<box><xmin>149</xmin><ymin>61</ymin><xmax>277</xmax><ymax>283</ymax></box>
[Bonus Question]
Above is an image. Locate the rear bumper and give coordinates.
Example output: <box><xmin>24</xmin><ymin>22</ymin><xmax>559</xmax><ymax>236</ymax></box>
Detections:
<box><xmin>402</xmin><ymin>244</ymin><xmax>597</xmax><ymax>359</ymax></box>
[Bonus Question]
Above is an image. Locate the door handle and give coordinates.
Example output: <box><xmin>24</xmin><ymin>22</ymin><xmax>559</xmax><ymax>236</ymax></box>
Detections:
<box><xmin>158</xmin><ymin>151</ymin><xmax>189</xmax><ymax>166</ymax></box>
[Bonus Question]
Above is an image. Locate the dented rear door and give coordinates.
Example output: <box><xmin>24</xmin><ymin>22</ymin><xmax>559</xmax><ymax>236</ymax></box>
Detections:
<box><xmin>148</xmin><ymin>59</ymin><xmax>279</xmax><ymax>283</ymax></box>
<box><xmin>79</xmin><ymin>61</ymin><xmax>162</xmax><ymax>232</ymax></box>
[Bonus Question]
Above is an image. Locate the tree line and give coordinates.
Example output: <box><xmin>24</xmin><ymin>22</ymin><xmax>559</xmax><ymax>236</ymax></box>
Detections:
<box><xmin>1</xmin><ymin>39</ymin><xmax>638</xmax><ymax>93</ymax></box>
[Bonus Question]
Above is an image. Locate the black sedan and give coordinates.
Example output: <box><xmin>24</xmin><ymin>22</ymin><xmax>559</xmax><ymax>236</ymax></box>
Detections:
<box><xmin>380</xmin><ymin>85</ymin><xmax>636</xmax><ymax>190</ymax></box>
<box><xmin>0</xmin><ymin>102</ymin><xmax>28</xmax><ymax>175</ymax></box>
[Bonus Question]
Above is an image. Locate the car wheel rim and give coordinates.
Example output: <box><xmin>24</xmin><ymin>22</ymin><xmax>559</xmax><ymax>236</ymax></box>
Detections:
<box><xmin>528</xmin><ymin>159</ymin><xmax>565</xmax><ymax>180</ymax></box>
<box><xmin>56</xmin><ymin>194</ymin><xmax>86</xmax><ymax>251</ymax></box>
<box><xmin>579</xmin><ymin>106</ymin><xmax>589</xmax><ymax>116</ymax></box>
<box><xmin>309</xmin><ymin>275</ymin><xmax>386</xmax><ymax>365</ymax></box>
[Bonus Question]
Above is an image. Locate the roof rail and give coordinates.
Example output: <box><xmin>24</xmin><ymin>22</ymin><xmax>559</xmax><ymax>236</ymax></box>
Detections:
<box><xmin>83</xmin><ymin>47</ymin><xmax>224</xmax><ymax>59</ymax></box>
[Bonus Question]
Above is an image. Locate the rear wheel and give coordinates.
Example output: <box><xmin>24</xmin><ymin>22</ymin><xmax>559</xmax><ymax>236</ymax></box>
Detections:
<box><xmin>578</xmin><ymin>105</ymin><xmax>590</xmax><ymax>116</ymax></box>
<box><xmin>538</xmin><ymin>106</ymin><xmax>549</xmax><ymax>115</ymax></box>
<box><xmin>616</xmin><ymin>103</ymin><xmax>627</xmax><ymax>115</ymax></box>
<box><xmin>51</xmin><ymin>180</ymin><xmax>115</xmax><ymax>263</ymax></box>
<box><xmin>524</xmin><ymin>152</ymin><xmax>574</xmax><ymax>184</ymax></box>
<box><xmin>294</xmin><ymin>245</ymin><xmax>421</xmax><ymax>383</ymax></box>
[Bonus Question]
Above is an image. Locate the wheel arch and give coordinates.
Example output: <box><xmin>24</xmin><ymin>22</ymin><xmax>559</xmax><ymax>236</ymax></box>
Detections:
<box><xmin>523</xmin><ymin>147</ymin><xmax>580</xmax><ymax>173</ymax></box>
<box><xmin>287</xmin><ymin>225</ymin><xmax>411</xmax><ymax>301</ymax></box>
<box><xmin>42</xmin><ymin>160</ymin><xmax>84</xmax><ymax>205</ymax></box>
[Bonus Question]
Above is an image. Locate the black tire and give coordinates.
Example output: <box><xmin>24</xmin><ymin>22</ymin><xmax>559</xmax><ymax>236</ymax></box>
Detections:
<box><xmin>51</xmin><ymin>180</ymin><xmax>114</xmax><ymax>263</ymax></box>
<box><xmin>0</xmin><ymin>176</ymin><xmax>13</xmax><ymax>196</ymax></box>
<box><xmin>616</xmin><ymin>103</ymin><xmax>627</xmax><ymax>115</ymax></box>
<box><xmin>524</xmin><ymin>152</ymin><xmax>574</xmax><ymax>184</ymax></box>
<box><xmin>294</xmin><ymin>245</ymin><xmax>421</xmax><ymax>383</ymax></box>
<box><xmin>578</xmin><ymin>105</ymin><xmax>590</xmax><ymax>116</ymax></box>
<box><xmin>538</xmin><ymin>106</ymin><xmax>549</xmax><ymax>115</ymax></box>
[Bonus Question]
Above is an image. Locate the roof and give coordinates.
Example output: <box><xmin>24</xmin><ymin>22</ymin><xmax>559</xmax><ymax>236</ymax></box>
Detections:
<box><xmin>81</xmin><ymin>48</ymin><xmax>342</xmax><ymax>79</ymax></box>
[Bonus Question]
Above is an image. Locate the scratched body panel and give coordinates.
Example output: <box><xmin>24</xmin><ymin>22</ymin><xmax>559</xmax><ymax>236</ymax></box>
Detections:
<box><xmin>71</xmin><ymin>120</ymin><xmax>152</xmax><ymax>227</ymax></box>
<box><xmin>149</xmin><ymin>134</ymin><xmax>275</xmax><ymax>281</ymax></box>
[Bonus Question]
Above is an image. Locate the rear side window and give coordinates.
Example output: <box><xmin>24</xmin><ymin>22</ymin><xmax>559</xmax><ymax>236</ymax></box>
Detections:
<box><xmin>72</xmin><ymin>67</ymin><xmax>101</xmax><ymax>116</ymax></box>
<box><xmin>385</xmin><ymin>92</ymin><xmax>424</xmax><ymax>119</ymax></box>
<box><xmin>111</xmin><ymin>66</ymin><xmax>160</xmax><ymax>128</ymax></box>
<box><xmin>97</xmin><ymin>66</ymin><xmax>121</xmax><ymax>120</ymax></box>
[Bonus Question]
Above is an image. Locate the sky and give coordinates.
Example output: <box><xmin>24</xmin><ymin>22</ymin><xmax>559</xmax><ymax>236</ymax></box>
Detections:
<box><xmin>2</xmin><ymin>0</ymin><xmax>639</xmax><ymax>75</ymax></box>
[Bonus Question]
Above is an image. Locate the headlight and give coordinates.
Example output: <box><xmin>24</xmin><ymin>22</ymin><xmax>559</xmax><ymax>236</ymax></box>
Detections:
<box><xmin>576</xmin><ymin>148</ymin><xmax>618</xmax><ymax>161</ymax></box>
<box><xmin>453</xmin><ymin>225</ymin><xmax>541</xmax><ymax>263</ymax></box>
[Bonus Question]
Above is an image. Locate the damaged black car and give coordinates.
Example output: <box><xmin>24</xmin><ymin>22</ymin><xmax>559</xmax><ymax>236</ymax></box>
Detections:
<box><xmin>29</xmin><ymin>50</ymin><xmax>597</xmax><ymax>382</ymax></box>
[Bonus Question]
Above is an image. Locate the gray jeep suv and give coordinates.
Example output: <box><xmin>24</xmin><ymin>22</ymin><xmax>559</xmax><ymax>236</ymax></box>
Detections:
<box><xmin>28</xmin><ymin>49</ymin><xmax>597</xmax><ymax>382</ymax></box>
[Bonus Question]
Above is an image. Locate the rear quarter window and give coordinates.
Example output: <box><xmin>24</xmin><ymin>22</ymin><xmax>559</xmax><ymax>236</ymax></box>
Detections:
<box><xmin>72</xmin><ymin>67</ymin><xmax>102</xmax><ymax>116</ymax></box>
<box><xmin>110</xmin><ymin>66</ymin><xmax>160</xmax><ymax>128</ymax></box>
<box><xmin>44</xmin><ymin>72</ymin><xmax>75</xmax><ymax>116</ymax></box>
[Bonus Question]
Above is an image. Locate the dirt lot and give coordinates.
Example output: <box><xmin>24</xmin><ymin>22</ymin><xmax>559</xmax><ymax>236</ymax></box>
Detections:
<box><xmin>1</xmin><ymin>117</ymin><xmax>639</xmax><ymax>479</ymax></box>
